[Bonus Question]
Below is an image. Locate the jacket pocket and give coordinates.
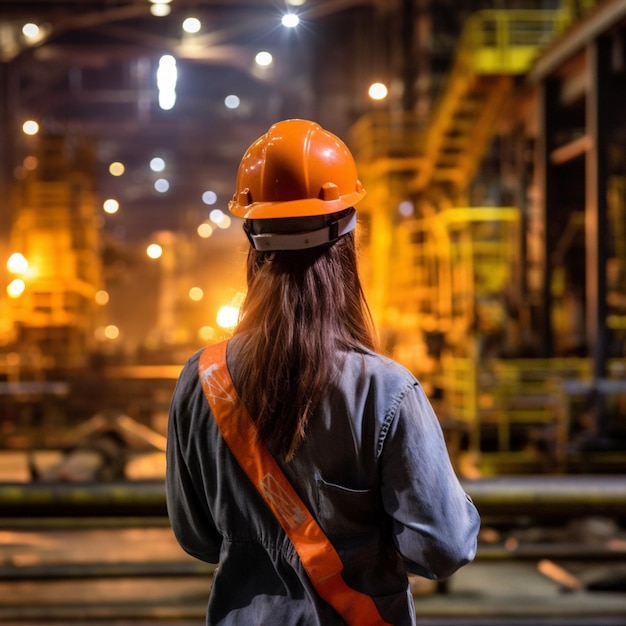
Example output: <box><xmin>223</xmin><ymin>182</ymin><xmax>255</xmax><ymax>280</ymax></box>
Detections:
<box><xmin>316</xmin><ymin>478</ymin><xmax>377</xmax><ymax>537</ymax></box>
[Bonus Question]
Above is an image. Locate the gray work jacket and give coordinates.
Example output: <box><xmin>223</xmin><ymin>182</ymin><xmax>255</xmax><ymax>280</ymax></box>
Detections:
<box><xmin>166</xmin><ymin>335</ymin><xmax>480</xmax><ymax>625</ymax></box>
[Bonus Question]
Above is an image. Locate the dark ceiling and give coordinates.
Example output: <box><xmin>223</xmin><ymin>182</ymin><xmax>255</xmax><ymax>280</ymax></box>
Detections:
<box><xmin>0</xmin><ymin>0</ymin><xmax>410</xmax><ymax>242</ymax></box>
<box><xmin>0</xmin><ymin>0</ymin><xmax>524</xmax><ymax>350</ymax></box>
<box><xmin>0</xmin><ymin>0</ymin><xmax>498</xmax><ymax>247</ymax></box>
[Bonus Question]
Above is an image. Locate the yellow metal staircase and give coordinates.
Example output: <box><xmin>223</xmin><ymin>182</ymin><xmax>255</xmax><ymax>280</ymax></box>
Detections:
<box><xmin>412</xmin><ymin>7</ymin><xmax>585</xmax><ymax>198</ymax></box>
<box><xmin>349</xmin><ymin>2</ymin><xmax>602</xmax><ymax>474</ymax></box>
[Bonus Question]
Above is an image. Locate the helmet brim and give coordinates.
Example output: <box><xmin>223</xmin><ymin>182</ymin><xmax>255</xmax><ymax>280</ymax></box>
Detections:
<box><xmin>228</xmin><ymin>189</ymin><xmax>366</xmax><ymax>220</ymax></box>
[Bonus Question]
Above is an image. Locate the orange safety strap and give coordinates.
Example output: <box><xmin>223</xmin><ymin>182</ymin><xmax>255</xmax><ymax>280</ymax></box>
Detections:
<box><xmin>198</xmin><ymin>340</ymin><xmax>392</xmax><ymax>626</ymax></box>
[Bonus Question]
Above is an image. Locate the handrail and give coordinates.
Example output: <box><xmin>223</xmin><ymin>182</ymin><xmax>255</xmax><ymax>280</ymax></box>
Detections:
<box><xmin>461</xmin><ymin>8</ymin><xmax>574</xmax><ymax>75</ymax></box>
<box><xmin>349</xmin><ymin>110</ymin><xmax>425</xmax><ymax>164</ymax></box>
<box><xmin>418</xmin><ymin>4</ymin><xmax>593</xmax><ymax>190</ymax></box>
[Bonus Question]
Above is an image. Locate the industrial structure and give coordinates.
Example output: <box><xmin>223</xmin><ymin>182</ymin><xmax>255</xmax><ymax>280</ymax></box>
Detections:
<box><xmin>0</xmin><ymin>0</ymin><xmax>625</xmax><ymax>475</ymax></box>
<box><xmin>351</xmin><ymin>0</ymin><xmax>626</xmax><ymax>474</ymax></box>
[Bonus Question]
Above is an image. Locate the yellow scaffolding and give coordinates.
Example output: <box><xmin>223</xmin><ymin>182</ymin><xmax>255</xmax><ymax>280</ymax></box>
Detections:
<box><xmin>349</xmin><ymin>2</ymin><xmax>603</xmax><ymax>473</ymax></box>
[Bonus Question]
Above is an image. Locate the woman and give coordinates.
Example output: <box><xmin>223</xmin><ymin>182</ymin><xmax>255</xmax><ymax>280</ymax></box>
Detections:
<box><xmin>166</xmin><ymin>119</ymin><xmax>480</xmax><ymax>625</ymax></box>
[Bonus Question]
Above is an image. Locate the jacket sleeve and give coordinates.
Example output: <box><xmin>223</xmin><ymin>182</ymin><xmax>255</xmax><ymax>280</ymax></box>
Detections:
<box><xmin>380</xmin><ymin>381</ymin><xmax>480</xmax><ymax>580</ymax></box>
<box><xmin>166</xmin><ymin>368</ymin><xmax>223</xmax><ymax>563</ymax></box>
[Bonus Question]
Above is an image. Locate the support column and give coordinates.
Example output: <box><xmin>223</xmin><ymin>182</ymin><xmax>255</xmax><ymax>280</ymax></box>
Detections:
<box><xmin>538</xmin><ymin>77</ymin><xmax>560</xmax><ymax>358</ymax></box>
<box><xmin>586</xmin><ymin>36</ymin><xmax>610</xmax><ymax>380</ymax></box>
<box><xmin>0</xmin><ymin>62</ymin><xmax>14</xmax><ymax>240</ymax></box>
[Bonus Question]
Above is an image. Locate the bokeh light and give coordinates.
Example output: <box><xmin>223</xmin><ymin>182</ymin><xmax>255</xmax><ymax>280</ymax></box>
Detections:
<box><xmin>95</xmin><ymin>290</ymin><xmax>110</xmax><ymax>305</ymax></box>
<box><xmin>368</xmin><ymin>82</ymin><xmax>388</xmax><ymax>100</ymax></box>
<box><xmin>150</xmin><ymin>3</ymin><xmax>171</xmax><ymax>17</ymax></box>
<box><xmin>202</xmin><ymin>190</ymin><xmax>217</xmax><ymax>205</ymax></box>
<box><xmin>154</xmin><ymin>178</ymin><xmax>170</xmax><ymax>193</ymax></box>
<box><xmin>103</xmin><ymin>198</ymin><xmax>119</xmax><ymax>214</ymax></box>
<box><xmin>197</xmin><ymin>222</ymin><xmax>214</xmax><ymax>238</ymax></box>
<box><xmin>182</xmin><ymin>17</ymin><xmax>201</xmax><ymax>33</ymax></box>
<box><xmin>109</xmin><ymin>162</ymin><xmax>125</xmax><ymax>176</ymax></box>
<box><xmin>146</xmin><ymin>243</ymin><xmax>163</xmax><ymax>259</ymax></box>
<box><xmin>217</xmin><ymin>305</ymin><xmax>239</xmax><ymax>329</ymax></box>
<box><xmin>224</xmin><ymin>94</ymin><xmax>240</xmax><ymax>110</ymax></box>
<box><xmin>189</xmin><ymin>287</ymin><xmax>204</xmax><ymax>301</ymax></box>
<box><xmin>150</xmin><ymin>157</ymin><xmax>165</xmax><ymax>172</ymax></box>
<box><xmin>255</xmin><ymin>51</ymin><xmax>273</xmax><ymax>67</ymax></box>
<box><xmin>22</xmin><ymin>120</ymin><xmax>39</xmax><ymax>135</ymax></box>
<box><xmin>7</xmin><ymin>279</ymin><xmax>25</xmax><ymax>298</ymax></box>
<box><xmin>104</xmin><ymin>325</ymin><xmax>120</xmax><ymax>339</ymax></box>
<box><xmin>282</xmin><ymin>14</ymin><xmax>300</xmax><ymax>27</ymax></box>
<box><xmin>7</xmin><ymin>253</ymin><xmax>28</xmax><ymax>275</ymax></box>
<box><xmin>22</xmin><ymin>23</ymin><xmax>40</xmax><ymax>39</ymax></box>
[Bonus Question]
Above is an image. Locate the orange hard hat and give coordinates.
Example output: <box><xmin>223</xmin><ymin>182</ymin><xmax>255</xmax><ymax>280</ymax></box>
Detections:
<box><xmin>228</xmin><ymin>119</ymin><xmax>365</xmax><ymax>220</ymax></box>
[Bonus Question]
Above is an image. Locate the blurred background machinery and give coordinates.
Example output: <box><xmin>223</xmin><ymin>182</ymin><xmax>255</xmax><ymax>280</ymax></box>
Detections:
<box><xmin>0</xmin><ymin>0</ymin><xmax>625</xmax><ymax>478</ymax></box>
<box><xmin>350</xmin><ymin>0</ymin><xmax>626</xmax><ymax>475</ymax></box>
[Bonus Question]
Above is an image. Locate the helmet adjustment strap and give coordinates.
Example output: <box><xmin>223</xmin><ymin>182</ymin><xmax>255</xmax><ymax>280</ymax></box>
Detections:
<box><xmin>245</xmin><ymin>211</ymin><xmax>357</xmax><ymax>251</ymax></box>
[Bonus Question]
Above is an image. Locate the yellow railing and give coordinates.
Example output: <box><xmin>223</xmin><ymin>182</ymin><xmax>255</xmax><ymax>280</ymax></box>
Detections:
<box><xmin>390</xmin><ymin>207</ymin><xmax>520</xmax><ymax>331</ymax></box>
<box><xmin>461</xmin><ymin>9</ymin><xmax>571</xmax><ymax>75</ymax></box>
<box><xmin>413</xmin><ymin>2</ymin><xmax>597</xmax><ymax>194</ymax></box>
<box><xmin>349</xmin><ymin>110</ymin><xmax>425</xmax><ymax>165</ymax></box>
<box><xmin>351</xmin><ymin>2</ymin><xmax>598</xmax><ymax>194</ymax></box>
<box><xmin>442</xmin><ymin>356</ymin><xmax>592</xmax><ymax>463</ymax></box>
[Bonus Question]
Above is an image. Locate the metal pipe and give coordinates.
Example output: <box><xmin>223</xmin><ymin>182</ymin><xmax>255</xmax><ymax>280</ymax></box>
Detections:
<box><xmin>464</xmin><ymin>476</ymin><xmax>626</xmax><ymax>519</ymax></box>
<box><xmin>0</xmin><ymin>561</ymin><xmax>215</xmax><ymax>581</ymax></box>
<box><xmin>0</xmin><ymin>480</ymin><xmax>166</xmax><ymax>517</ymax></box>
<box><xmin>1</xmin><ymin>477</ymin><xmax>626</xmax><ymax>519</ymax></box>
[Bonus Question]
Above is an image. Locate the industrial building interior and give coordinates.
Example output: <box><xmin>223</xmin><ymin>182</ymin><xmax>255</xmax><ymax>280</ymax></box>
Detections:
<box><xmin>1</xmin><ymin>0</ymin><xmax>626</xmax><ymax>623</ymax></box>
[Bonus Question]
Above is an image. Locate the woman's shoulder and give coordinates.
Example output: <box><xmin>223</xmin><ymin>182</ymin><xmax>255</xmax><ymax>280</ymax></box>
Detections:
<box><xmin>341</xmin><ymin>348</ymin><xmax>419</xmax><ymax>395</ymax></box>
<box><xmin>171</xmin><ymin>347</ymin><xmax>205</xmax><ymax>398</ymax></box>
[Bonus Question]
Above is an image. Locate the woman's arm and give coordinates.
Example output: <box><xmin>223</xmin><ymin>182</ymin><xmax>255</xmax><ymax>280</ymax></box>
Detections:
<box><xmin>380</xmin><ymin>382</ymin><xmax>480</xmax><ymax>580</ymax></box>
<box><xmin>166</xmin><ymin>371</ymin><xmax>223</xmax><ymax>563</ymax></box>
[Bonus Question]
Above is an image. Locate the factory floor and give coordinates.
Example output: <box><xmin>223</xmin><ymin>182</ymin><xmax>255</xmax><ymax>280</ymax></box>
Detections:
<box><xmin>0</xmin><ymin>525</ymin><xmax>625</xmax><ymax>625</ymax></box>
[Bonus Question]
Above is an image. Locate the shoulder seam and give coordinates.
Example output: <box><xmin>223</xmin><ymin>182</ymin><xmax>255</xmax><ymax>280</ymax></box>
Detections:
<box><xmin>375</xmin><ymin>381</ymin><xmax>418</xmax><ymax>459</ymax></box>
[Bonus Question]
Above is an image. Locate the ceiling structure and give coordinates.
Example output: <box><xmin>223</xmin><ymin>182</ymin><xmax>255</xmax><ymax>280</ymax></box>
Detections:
<box><xmin>0</xmin><ymin>0</ymin><xmax>549</xmax><ymax>353</ymax></box>
<box><xmin>0</xmin><ymin>0</ymin><xmax>408</xmax><ymax>243</ymax></box>
<box><xmin>0</xmin><ymin>0</ymin><xmax>501</xmax><ymax>245</ymax></box>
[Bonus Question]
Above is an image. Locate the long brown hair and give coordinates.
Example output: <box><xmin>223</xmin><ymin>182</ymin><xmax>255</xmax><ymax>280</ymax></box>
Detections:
<box><xmin>233</xmin><ymin>230</ymin><xmax>376</xmax><ymax>460</ymax></box>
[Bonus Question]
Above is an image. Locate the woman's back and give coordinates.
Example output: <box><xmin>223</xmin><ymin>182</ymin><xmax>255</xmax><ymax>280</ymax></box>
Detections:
<box><xmin>166</xmin><ymin>119</ymin><xmax>480</xmax><ymax>625</ymax></box>
<box><xmin>167</xmin><ymin>335</ymin><xmax>479</xmax><ymax>625</ymax></box>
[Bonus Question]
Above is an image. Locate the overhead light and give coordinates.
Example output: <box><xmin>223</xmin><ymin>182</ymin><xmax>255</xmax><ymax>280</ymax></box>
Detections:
<box><xmin>197</xmin><ymin>222</ymin><xmax>214</xmax><ymax>238</ymax></box>
<box><xmin>7</xmin><ymin>279</ymin><xmax>26</xmax><ymax>298</ymax></box>
<box><xmin>281</xmin><ymin>14</ymin><xmax>300</xmax><ymax>28</ymax></box>
<box><xmin>104</xmin><ymin>325</ymin><xmax>120</xmax><ymax>340</ymax></box>
<box><xmin>202</xmin><ymin>190</ymin><xmax>217</xmax><ymax>205</ymax></box>
<box><xmin>224</xmin><ymin>94</ymin><xmax>240</xmax><ymax>110</ymax></box>
<box><xmin>146</xmin><ymin>243</ymin><xmax>163</xmax><ymax>259</ymax></box>
<box><xmin>157</xmin><ymin>55</ymin><xmax>177</xmax><ymax>110</ymax></box>
<box><xmin>7</xmin><ymin>253</ymin><xmax>28</xmax><ymax>275</ymax></box>
<box><xmin>368</xmin><ymin>82</ymin><xmax>388</xmax><ymax>100</ymax></box>
<box><xmin>154</xmin><ymin>178</ymin><xmax>170</xmax><ymax>193</ymax></box>
<box><xmin>182</xmin><ymin>17</ymin><xmax>201</xmax><ymax>34</ymax></box>
<box><xmin>150</xmin><ymin>3</ymin><xmax>171</xmax><ymax>17</ymax></box>
<box><xmin>95</xmin><ymin>290</ymin><xmax>110</xmax><ymax>306</ymax></box>
<box><xmin>22</xmin><ymin>23</ymin><xmax>41</xmax><ymax>42</ymax></box>
<box><xmin>255</xmin><ymin>51</ymin><xmax>273</xmax><ymax>67</ymax></box>
<box><xmin>22</xmin><ymin>120</ymin><xmax>39</xmax><ymax>135</ymax></box>
<box><xmin>103</xmin><ymin>198</ymin><xmax>120</xmax><ymax>214</ymax></box>
<box><xmin>398</xmin><ymin>200</ymin><xmax>415</xmax><ymax>217</ymax></box>
<box><xmin>189</xmin><ymin>287</ymin><xmax>204</xmax><ymax>302</ymax></box>
<box><xmin>109</xmin><ymin>161</ymin><xmax>125</xmax><ymax>176</ymax></box>
<box><xmin>217</xmin><ymin>305</ymin><xmax>239</xmax><ymax>329</ymax></box>
<box><xmin>150</xmin><ymin>157</ymin><xmax>165</xmax><ymax>172</ymax></box>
